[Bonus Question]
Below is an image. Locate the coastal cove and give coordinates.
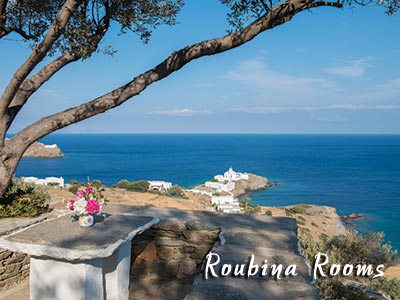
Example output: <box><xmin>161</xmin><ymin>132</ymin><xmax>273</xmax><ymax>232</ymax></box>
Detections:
<box><xmin>13</xmin><ymin>134</ymin><xmax>400</xmax><ymax>251</ymax></box>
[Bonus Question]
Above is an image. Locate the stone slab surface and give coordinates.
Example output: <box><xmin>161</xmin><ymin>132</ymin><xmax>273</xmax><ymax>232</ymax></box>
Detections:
<box><xmin>0</xmin><ymin>210</ymin><xmax>158</xmax><ymax>260</ymax></box>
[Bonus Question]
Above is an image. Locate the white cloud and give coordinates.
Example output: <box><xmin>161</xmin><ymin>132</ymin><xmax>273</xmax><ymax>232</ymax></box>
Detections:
<box><xmin>225</xmin><ymin>59</ymin><xmax>336</xmax><ymax>101</ymax></box>
<box><xmin>228</xmin><ymin>104</ymin><xmax>400</xmax><ymax>114</ymax></box>
<box><xmin>323</xmin><ymin>57</ymin><xmax>374</xmax><ymax>77</ymax></box>
<box><xmin>151</xmin><ymin>108</ymin><xmax>211</xmax><ymax>116</ymax></box>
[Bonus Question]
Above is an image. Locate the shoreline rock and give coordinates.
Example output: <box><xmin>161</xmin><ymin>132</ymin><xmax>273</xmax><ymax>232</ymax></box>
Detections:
<box><xmin>23</xmin><ymin>142</ymin><xmax>63</xmax><ymax>158</ymax></box>
<box><xmin>231</xmin><ymin>173</ymin><xmax>273</xmax><ymax>197</ymax></box>
<box><xmin>341</xmin><ymin>213</ymin><xmax>364</xmax><ymax>221</ymax></box>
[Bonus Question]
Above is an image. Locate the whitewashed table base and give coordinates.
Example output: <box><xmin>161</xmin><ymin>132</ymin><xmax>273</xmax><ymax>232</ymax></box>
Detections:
<box><xmin>30</xmin><ymin>242</ymin><xmax>132</xmax><ymax>300</ymax></box>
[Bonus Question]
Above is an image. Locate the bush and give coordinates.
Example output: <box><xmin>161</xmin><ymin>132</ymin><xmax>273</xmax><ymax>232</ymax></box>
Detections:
<box><xmin>298</xmin><ymin>230</ymin><xmax>399</xmax><ymax>300</ymax></box>
<box><xmin>112</xmin><ymin>179</ymin><xmax>150</xmax><ymax>192</ymax></box>
<box><xmin>240</xmin><ymin>197</ymin><xmax>261</xmax><ymax>214</ymax></box>
<box><xmin>70</xmin><ymin>179</ymin><xmax>84</xmax><ymax>186</ymax></box>
<box><xmin>371</xmin><ymin>277</ymin><xmax>400</xmax><ymax>300</ymax></box>
<box><xmin>68</xmin><ymin>179</ymin><xmax>84</xmax><ymax>194</ymax></box>
<box><xmin>209</xmin><ymin>178</ymin><xmax>218</xmax><ymax>182</ymax></box>
<box><xmin>0</xmin><ymin>178</ymin><xmax>50</xmax><ymax>218</ymax></box>
<box><xmin>265</xmin><ymin>210</ymin><xmax>272</xmax><ymax>216</ymax></box>
<box><xmin>91</xmin><ymin>180</ymin><xmax>103</xmax><ymax>190</ymax></box>
<box><xmin>287</xmin><ymin>204</ymin><xmax>311</xmax><ymax>214</ymax></box>
<box><xmin>166</xmin><ymin>185</ymin><xmax>186</xmax><ymax>198</ymax></box>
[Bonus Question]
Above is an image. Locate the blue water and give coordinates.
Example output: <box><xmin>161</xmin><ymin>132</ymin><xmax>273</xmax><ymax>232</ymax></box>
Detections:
<box><xmin>15</xmin><ymin>134</ymin><xmax>400</xmax><ymax>251</ymax></box>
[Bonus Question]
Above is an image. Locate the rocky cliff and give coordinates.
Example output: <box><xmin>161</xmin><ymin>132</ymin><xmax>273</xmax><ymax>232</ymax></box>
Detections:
<box><xmin>23</xmin><ymin>142</ymin><xmax>63</xmax><ymax>158</ymax></box>
<box><xmin>231</xmin><ymin>173</ymin><xmax>272</xmax><ymax>197</ymax></box>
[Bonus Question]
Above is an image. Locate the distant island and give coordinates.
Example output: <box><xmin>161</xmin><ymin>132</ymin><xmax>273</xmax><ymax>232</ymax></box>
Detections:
<box><xmin>23</xmin><ymin>142</ymin><xmax>64</xmax><ymax>158</ymax></box>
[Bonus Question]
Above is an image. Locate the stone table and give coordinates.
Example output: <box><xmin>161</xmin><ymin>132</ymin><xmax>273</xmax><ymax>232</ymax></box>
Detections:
<box><xmin>0</xmin><ymin>212</ymin><xmax>159</xmax><ymax>300</ymax></box>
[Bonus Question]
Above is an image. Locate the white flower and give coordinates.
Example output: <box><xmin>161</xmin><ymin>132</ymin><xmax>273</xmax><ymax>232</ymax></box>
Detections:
<box><xmin>74</xmin><ymin>198</ymin><xmax>87</xmax><ymax>215</ymax></box>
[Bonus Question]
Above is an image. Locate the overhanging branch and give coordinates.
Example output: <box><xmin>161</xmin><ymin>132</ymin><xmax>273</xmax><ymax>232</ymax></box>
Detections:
<box><xmin>11</xmin><ymin>0</ymin><xmax>343</xmax><ymax>153</ymax></box>
<box><xmin>0</xmin><ymin>0</ymin><xmax>82</xmax><ymax>120</ymax></box>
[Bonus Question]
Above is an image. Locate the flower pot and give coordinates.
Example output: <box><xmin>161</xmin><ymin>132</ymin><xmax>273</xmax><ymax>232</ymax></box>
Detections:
<box><xmin>78</xmin><ymin>214</ymin><xmax>94</xmax><ymax>227</ymax></box>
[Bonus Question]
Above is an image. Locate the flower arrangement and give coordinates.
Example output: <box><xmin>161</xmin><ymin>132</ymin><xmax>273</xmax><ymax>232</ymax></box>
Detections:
<box><xmin>68</xmin><ymin>185</ymin><xmax>105</xmax><ymax>216</ymax></box>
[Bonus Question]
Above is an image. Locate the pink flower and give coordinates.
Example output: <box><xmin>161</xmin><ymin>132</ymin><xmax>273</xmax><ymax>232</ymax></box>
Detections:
<box><xmin>75</xmin><ymin>191</ymin><xmax>85</xmax><ymax>199</ymax></box>
<box><xmin>68</xmin><ymin>199</ymin><xmax>75</xmax><ymax>210</ymax></box>
<box><xmin>85</xmin><ymin>186</ymin><xmax>93</xmax><ymax>195</ymax></box>
<box><xmin>85</xmin><ymin>199</ymin><xmax>100</xmax><ymax>215</ymax></box>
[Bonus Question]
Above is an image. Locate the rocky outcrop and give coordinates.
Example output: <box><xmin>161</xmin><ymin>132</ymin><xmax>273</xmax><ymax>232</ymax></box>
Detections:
<box><xmin>342</xmin><ymin>213</ymin><xmax>364</xmax><ymax>221</ymax></box>
<box><xmin>23</xmin><ymin>142</ymin><xmax>63</xmax><ymax>158</ymax></box>
<box><xmin>231</xmin><ymin>173</ymin><xmax>273</xmax><ymax>197</ymax></box>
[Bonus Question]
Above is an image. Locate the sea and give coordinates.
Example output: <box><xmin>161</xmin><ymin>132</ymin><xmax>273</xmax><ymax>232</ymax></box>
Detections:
<box><xmin>14</xmin><ymin>134</ymin><xmax>400</xmax><ymax>251</ymax></box>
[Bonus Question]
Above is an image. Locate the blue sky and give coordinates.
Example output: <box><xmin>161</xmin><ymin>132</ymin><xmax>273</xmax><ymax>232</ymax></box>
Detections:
<box><xmin>2</xmin><ymin>1</ymin><xmax>400</xmax><ymax>134</ymax></box>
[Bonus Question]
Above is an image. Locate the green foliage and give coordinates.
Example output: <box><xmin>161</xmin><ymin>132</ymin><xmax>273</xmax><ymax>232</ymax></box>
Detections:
<box><xmin>371</xmin><ymin>277</ymin><xmax>400</xmax><ymax>300</ymax></box>
<box><xmin>286</xmin><ymin>204</ymin><xmax>311</xmax><ymax>215</ymax></box>
<box><xmin>265</xmin><ymin>210</ymin><xmax>272</xmax><ymax>216</ymax></box>
<box><xmin>209</xmin><ymin>178</ymin><xmax>219</xmax><ymax>182</ymax></box>
<box><xmin>113</xmin><ymin>179</ymin><xmax>150</xmax><ymax>192</ymax></box>
<box><xmin>149</xmin><ymin>189</ymin><xmax>163</xmax><ymax>195</ymax></box>
<box><xmin>317</xmin><ymin>277</ymin><xmax>368</xmax><ymax>300</ymax></box>
<box><xmin>68</xmin><ymin>179</ymin><xmax>84</xmax><ymax>194</ymax></box>
<box><xmin>0</xmin><ymin>178</ymin><xmax>50</xmax><ymax>218</ymax></box>
<box><xmin>70</xmin><ymin>179</ymin><xmax>84</xmax><ymax>186</ymax></box>
<box><xmin>212</xmin><ymin>192</ymin><xmax>221</xmax><ymax>196</ymax></box>
<box><xmin>2</xmin><ymin>0</ymin><xmax>184</xmax><ymax>58</ymax></box>
<box><xmin>221</xmin><ymin>0</ymin><xmax>399</xmax><ymax>31</ymax></box>
<box><xmin>90</xmin><ymin>180</ymin><xmax>103</xmax><ymax>190</ymax></box>
<box><xmin>240</xmin><ymin>197</ymin><xmax>261</xmax><ymax>214</ymax></box>
<box><xmin>166</xmin><ymin>185</ymin><xmax>186</xmax><ymax>198</ymax></box>
<box><xmin>298</xmin><ymin>230</ymin><xmax>399</xmax><ymax>300</ymax></box>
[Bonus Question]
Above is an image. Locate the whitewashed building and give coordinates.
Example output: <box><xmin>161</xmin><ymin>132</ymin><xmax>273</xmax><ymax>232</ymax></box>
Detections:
<box><xmin>214</xmin><ymin>167</ymin><xmax>249</xmax><ymax>182</ymax></box>
<box><xmin>211</xmin><ymin>195</ymin><xmax>241</xmax><ymax>213</ymax></box>
<box><xmin>148</xmin><ymin>181</ymin><xmax>172</xmax><ymax>192</ymax></box>
<box><xmin>22</xmin><ymin>176</ymin><xmax>65</xmax><ymax>187</ymax></box>
<box><xmin>205</xmin><ymin>181</ymin><xmax>235</xmax><ymax>193</ymax></box>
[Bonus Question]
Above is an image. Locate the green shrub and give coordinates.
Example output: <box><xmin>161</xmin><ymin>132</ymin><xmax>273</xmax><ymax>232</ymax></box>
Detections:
<box><xmin>112</xmin><ymin>179</ymin><xmax>150</xmax><ymax>192</ymax></box>
<box><xmin>0</xmin><ymin>178</ymin><xmax>50</xmax><ymax>218</ymax></box>
<box><xmin>209</xmin><ymin>178</ymin><xmax>218</xmax><ymax>182</ymax></box>
<box><xmin>371</xmin><ymin>277</ymin><xmax>400</xmax><ymax>300</ymax></box>
<box><xmin>212</xmin><ymin>192</ymin><xmax>221</xmax><ymax>196</ymax></box>
<box><xmin>166</xmin><ymin>185</ymin><xmax>186</xmax><ymax>198</ymax></box>
<box><xmin>265</xmin><ymin>210</ymin><xmax>272</xmax><ymax>216</ymax></box>
<box><xmin>68</xmin><ymin>179</ymin><xmax>84</xmax><ymax>194</ymax></box>
<box><xmin>287</xmin><ymin>204</ymin><xmax>311</xmax><ymax>215</ymax></box>
<box><xmin>298</xmin><ymin>230</ymin><xmax>399</xmax><ymax>300</ymax></box>
<box><xmin>149</xmin><ymin>189</ymin><xmax>163</xmax><ymax>195</ymax></box>
<box><xmin>70</xmin><ymin>179</ymin><xmax>84</xmax><ymax>186</ymax></box>
<box><xmin>91</xmin><ymin>180</ymin><xmax>103</xmax><ymax>190</ymax></box>
<box><xmin>240</xmin><ymin>197</ymin><xmax>261</xmax><ymax>214</ymax></box>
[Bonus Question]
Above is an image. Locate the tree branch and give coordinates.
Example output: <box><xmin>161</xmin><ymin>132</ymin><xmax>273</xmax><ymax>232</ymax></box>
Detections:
<box><xmin>0</xmin><ymin>0</ymin><xmax>82</xmax><ymax>120</ymax></box>
<box><xmin>11</xmin><ymin>0</ymin><xmax>343</xmax><ymax>154</ymax></box>
<box><xmin>0</xmin><ymin>5</ymin><xmax>112</xmax><ymax>138</ymax></box>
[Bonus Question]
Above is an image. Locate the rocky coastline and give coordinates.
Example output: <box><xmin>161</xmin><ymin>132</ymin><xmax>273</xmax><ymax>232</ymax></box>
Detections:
<box><xmin>231</xmin><ymin>173</ymin><xmax>274</xmax><ymax>197</ymax></box>
<box><xmin>23</xmin><ymin>142</ymin><xmax>63</xmax><ymax>158</ymax></box>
